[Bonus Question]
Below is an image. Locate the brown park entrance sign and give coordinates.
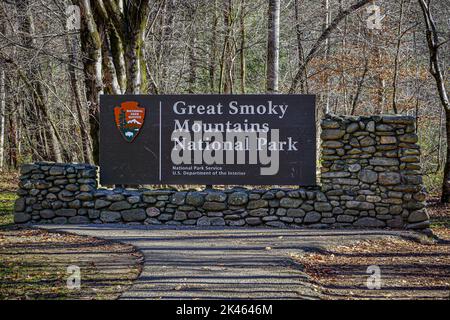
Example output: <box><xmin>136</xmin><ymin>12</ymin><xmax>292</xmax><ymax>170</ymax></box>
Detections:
<box><xmin>100</xmin><ymin>95</ymin><xmax>316</xmax><ymax>185</ymax></box>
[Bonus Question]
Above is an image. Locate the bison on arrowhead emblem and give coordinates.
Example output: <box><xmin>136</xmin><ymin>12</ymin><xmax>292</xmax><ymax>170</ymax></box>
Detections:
<box><xmin>114</xmin><ymin>101</ymin><xmax>145</xmax><ymax>142</ymax></box>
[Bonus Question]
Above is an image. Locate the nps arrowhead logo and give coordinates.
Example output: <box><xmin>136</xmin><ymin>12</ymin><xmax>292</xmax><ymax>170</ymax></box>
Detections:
<box><xmin>114</xmin><ymin>101</ymin><xmax>145</xmax><ymax>142</ymax></box>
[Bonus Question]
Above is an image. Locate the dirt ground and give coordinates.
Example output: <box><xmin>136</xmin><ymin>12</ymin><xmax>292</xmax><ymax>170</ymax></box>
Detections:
<box><xmin>0</xmin><ymin>226</ymin><xmax>143</xmax><ymax>299</ymax></box>
<box><xmin>292</xmin><ymin>201</ymin><xmax>450</xmax><ymax>299</ymax></box>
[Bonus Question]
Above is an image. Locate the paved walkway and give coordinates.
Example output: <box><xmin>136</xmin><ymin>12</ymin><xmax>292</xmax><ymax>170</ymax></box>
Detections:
<box><xmin>39</xmin><ymin>224</ymin><xmax>419</xmax><ymax>300</ymax></box>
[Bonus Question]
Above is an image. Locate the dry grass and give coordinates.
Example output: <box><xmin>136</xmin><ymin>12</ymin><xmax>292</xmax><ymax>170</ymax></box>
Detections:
<box><xmin>292</xmin><ymin>226</ymin><xmax>449</xmax><ymax>299</ymax></box>
<box><xmin>0</xmin><ymin>227</ymin><xmax>143</xmax><ymax>300</ymax></box>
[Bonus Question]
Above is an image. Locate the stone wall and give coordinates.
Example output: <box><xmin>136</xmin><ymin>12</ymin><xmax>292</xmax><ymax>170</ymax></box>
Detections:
<box><xmin>14</xmin><ymin>115</ymin><xmax>430</xmax><ymax>230</ymax></box>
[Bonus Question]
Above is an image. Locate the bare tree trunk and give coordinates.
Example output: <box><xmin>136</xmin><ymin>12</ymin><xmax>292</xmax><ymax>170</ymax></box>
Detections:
<box><xmin>219</xmin><ymin>0</ymin><xmax>233</xmax><ymax>94</ymax></box>
<box><xmin>392</xmin><ymin>0</ymin><xmax>405</xmax><ymax>114</ymax></box>
<box><xmin>322</xmin><ymin>0</ymin><xmax>330</xmax><ymax>113</ymax></box>
<box><xmin>66</xmin><ymin>30</ymin><xmax>92</xmax><ymax>163</ymax></box>
<box><xmin>239</xmin><ymin>0</ymin><xmax>246</xmax><ymax>93</ymax></box>
<box><xmin>418</xmin><ymin>0</ymin><xmax>450</xmax><ymax>202</ymax></box>
<box><xmin>294</xmin><ymin>0</ymin><xmax>308</xmax><ymax>93</ymax></box>
<box><xmin>209</xmin><ymin>0</ymin><xmax>218</xmax><ymax>93</ymax></box>
<box><xmin>350</xmin><ymin>53</ymin><xmax>369</xmax><ymax>115</ymax></box>
<box><xmin>187</xmin><ymin>5</ymin><xmax>197</xmax><ymax>94</ymax></box>
<box><xmin>266</xmin><ymin>0</ymin><xmax>280</xmax><ymax>93</ymax></box>
<box><xmin>79</xmin><ymin>0</ymin><xmax>103</xmax><ymax>165</ymax></box>
<box><xmin>0</xmin><ymin>70</ymin><xmax>5</xmax><ymax>169</ymax></box>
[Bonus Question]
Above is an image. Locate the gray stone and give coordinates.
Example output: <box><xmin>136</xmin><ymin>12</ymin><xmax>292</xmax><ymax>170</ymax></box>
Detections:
<box><xmin>378</xmin><ymin>172</ymin><xmax>401</xmax><ymax>185</ymax></box>
<box><xmin>360</xmin><ymin>136</ymin><xmax>376</xmax><ymax>147</ymax></box>
<box><xmin>127</xmin><ymin>196</ymin><xmax>141</xmax><ymax>204</ymax></box>
<box><xmin>332</xmin><ymin>178</ymin><xmax>359</xmax><ymax>185</ymax></box>
<box><xmin>376</xmin><ymin>124</ymin><xmax>393</xmax><ymax>131</ymax></box>
<box><xmin>146</xmin><ymin>207</ymin><xmax>160</xmax><ymax>217</ymax></box>
<box><xmin>228</xmin><ymin>192</ymin><xmax>249</xmax><ymax>206</ymax></box>
<box><xmin>400</xmin><ymin>156</ymin><xmax>419</xmax><ymax>163</ymax></box>
<box><xmin>337</xmin><ymin>215</ymin><xmax>354</xmax><ymax>223</ymax></box>
<box><xmin>68</xmin><ymin>200</ymin><xmax>81</xmax><ymax>209</ymax></box>
<box><xmin>249</xmin><ymin>208</ymin><xmax>269</xmax><ymax>217</ymax></box>
<box><xmin>249</xmin><ymin>193</ymin><xmax>261</xmax><ymax>200</ymax></box>
<box><xmin>262</xmin><ymin>192</ymin><xmax>275</xmax><ymax>200</ymax></box>
<box><xmin>207</xmin><ymin>211</ymin><xmax>222</xmax><ymax>217</ymax></box>
<box><xmin>348</xmin><ymin>164</ymin><xmax>361</xmax><ymax>172</ymax></box>
<box><xmin>369</xmin><ymin>158</ymin><xmax>399</xmax><ymax>166</ymax></box>
<box><xmin>144</xmin><ymin>218</ymin><xmax>162</xmax><ymax>225</ymax></box>
<box><xmin>171</xmin><ymin>192</ymin><xmax>187</xmax><ymax>205</ymax></box>
<box><xmin>188</xmin><ymin>211</ymin><xmax>202</xmax><ymax>219</ymax></box>
<box><xmin>203</xmin><ymin>202</ymin><xmax>227</xmax><ymax>211</ymax></box>
<box><xmin>65</xmin><ymin>184</ymin><xmax>79</xmax><ymax>192</ymax></box>
<box><xmin>265</xmin><ymin>221</ymin><xmax>286</xmax><ymax>228</ymax></box>
<box><xmin>106</xmin><ymin>193</ymin><xmax>125</xmax><ymax>201</ymax></box>
<box><xmin>247</xmin><ymin>199</ymin><xmax>268</xmax><ymax>209</ymax></box>
<box><xmin>399</xmin><ymin>134</ymin><xmax>418</xmax><ymax>143</ymax></box>
<box><xmin>300</xmin><ymin>203</ymin><xmax>314</xmax><ymax>212</ymax></box>
<box><xmin>21</xmin><ymin>164</ymin><xmax>38</xmax><ymax>174</ymax></box>
<box><xmin>314</xmin><ymin>202</ymin><xmax>332</xmax><ymax>212</ymax></box>
<box><xmin>279</xmin><ymin>198</ymin><xmax>302</xmax><ymax>208</ymax></box>
<box><xmin>287</xmin><ymin>208</ymin><xmax>305</xmax><ymax>217</ymax></box>
<box><xmin>143</xmin><ymin>195</ymin><xmax>157</xmax><ymax>203</ymax></box>
<box><xmin>380</xmin><ymin>136</ymin><xmax>397</xmax><ymax>144</ymax></box>
<box><xmin>174</xmin><ymin>211</ymin><xmax>188</xmax><ymax>221</ymax></box>
<box><xmin>406</xmin><ymin>221</ymin><xmax>429</xmax><ymax>230</ymax></box>
<box><xmin>186</xmin><ymin>192</ymin><xmax>204</xmax><ymax>206</ymax></box>
<box><xmin>228</xmin><ymin>219</ymin><xmax>246</xmax><ymax>226</ymax></box>
<box><xmin>408</xmin><ymin>210</ymin><xmax>429</xmax><ymax>223</ymax></box>
<box><xmin>386</xmin><ymin>216</ymin><xmax>404</xmax><ymax>228</ymax></box>
<box><xmin>58</xmin><ymin>190</ymin><xmax>75</xmax><ymax>202</ymax></box>
<box><xmin>49</xmin><ymin>166</ymin><xmax>65</xmax><ymax>176</ymax></box>
<box><xmin>14</xmin><ymin>212</ymin><xmax>31</xmax><ymax>223</ymax></box>
<box><xmin>322</xmin><ymin>119</ymin><xmax>340</xmax><ymax>129</ymax></box>
<box><xmin>95</xmin><ymin>199</ymin><xmax>111</xmax><ymax>209</ymax></box>
<box><xmin>158</xmin><ymin>214</ymin><xmax>173</xmax><ymax>221</ymax></box>
<box><xmin>88</xmin><ymin>209</ymin><xmax>100</xmax><ymax>219</ymax></box>
<box><xmin>14</xmin><ymin>198</ymin><xmax>26</xmax><ymax>212</ymax></box>
<box><xmin>262</xmin><ymin>216</ymin><xmax>278</xmax><ymax>222</ymax></box>
<box><xmin>197</xmin><ymin>216</ymin><xmax>211</xmax><ymax>226</ymax></box>
<box><xmin>366</xmin><ymin>195</ymin><xmax>382</xmax><ymax>202</ymax></box>
<box><xmin>68</xmin><ymin>216</ymin><xmax>90</xmax><ymax>224</ymax></box>
<box><xmin>109</xmin><ymin>201</ymin><xmax>132</xmax><ymax>211</ymax></box>
<box><xmin>280</xmin><ymin>217</ymin><xmax>294</xmax><ymax>223</ymax></box>
<box><xmin>210</xmin><ymin>217</ymin><xmax>226</xmax><ymax>226</ymax></box>
<box><xmin>55</xmin><ymin>209</ymin><xmax>77</xmax><ymax>217</ymax></box>
<box><xmin>205</xmin><ymin>191</ymin><xmax>227</xmax><ymax>202</ymax></box>
<box><xmin>245</xmin><ymin>217</ymin><xmax>262</xmax><ymax>225</ymax></box>
<box><xmin>52</xmin><ymin>217</ymin><xmax>67</xmax><ymax>224</ymax></box>
<box><xmin>121</xmin><ymin>209</ymin><xmax>146</xmax><ymax>222</ymax></box>
<box><xmin>353</xmin><ymin>217</ymin><xmax>385</xmax><ymax>227</ymax></box>
<box><xmin>358</xmin><ymin>170</ymin><xmax>378</xmax><ymax>183</ymax></box>
<box><xmin>321</xmin><ymin>171</ymin><xmax>351</xmax><ymax>178</ymax></box>
<box><xmin>346</xmin><ymin>122</ymin><xmax>359</xmax><ymax>133</ymax></box>
<box><xmin>304</xmin><ymin>212</ymin><xmax>321</xmax><ymax>223</ymax></box>
<box><xmin>323</xmin><ymin>141</ymin><xmax>344</xmax><ymax>148</ymax></box>
<box><xmin>40</xmin><ymin>209</ymin><xmax>55</xmax><ymax>219</ymax></box>
<box><xmin>76</xmin><ymin>192</ymin><xmax>94</xmax><ymax>201</ymax></box>
<box><xmin>100</xmin><ymin>211</ymin><xmax>122</xmax><ymax>223</ymax></box>
<box><xmin>321</xmin><ymin>129</ymin><xmax>345</xmax><ymax>140</ymax></box>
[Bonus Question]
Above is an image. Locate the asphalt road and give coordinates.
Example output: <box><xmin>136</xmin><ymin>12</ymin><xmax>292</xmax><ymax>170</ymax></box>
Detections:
<box><xmin>39</xmin><ymin>224</ymin><xmax>418</xmax><ymax>300</ymax></box>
